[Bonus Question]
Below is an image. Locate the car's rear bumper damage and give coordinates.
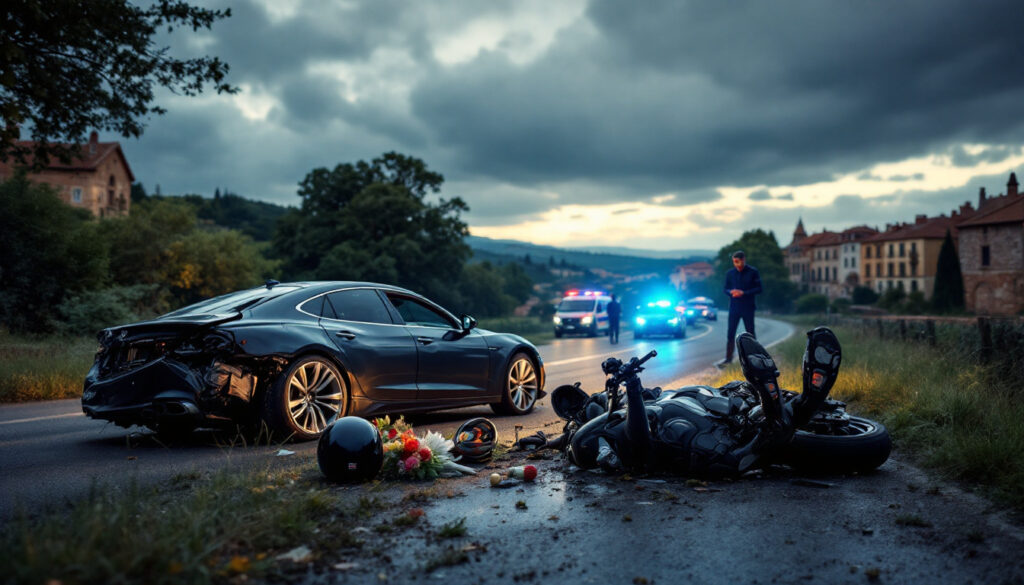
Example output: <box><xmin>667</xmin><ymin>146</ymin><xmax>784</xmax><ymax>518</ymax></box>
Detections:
<box><xmin>82</xmin><ymin>354</ymin><xmax>260</xmax><ymax>429</ymax></box>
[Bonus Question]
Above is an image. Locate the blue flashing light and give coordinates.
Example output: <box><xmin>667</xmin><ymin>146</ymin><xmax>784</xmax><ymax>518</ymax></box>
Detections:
<box><xmin>655</xmin><ymin>300</ymin><xmax>671</xmax><ymax>308</ymax></box>
<box><xmin>635</xmin><ymin>317</ymin><xmax>646</xmax><ymax>325</ymax></box>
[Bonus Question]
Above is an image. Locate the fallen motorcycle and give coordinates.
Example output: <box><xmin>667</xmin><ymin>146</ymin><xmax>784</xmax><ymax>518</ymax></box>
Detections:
<box><xmin>546</xmin><ymin>327</ymin><xmax>891</xmax><ymax>476</ymax></box>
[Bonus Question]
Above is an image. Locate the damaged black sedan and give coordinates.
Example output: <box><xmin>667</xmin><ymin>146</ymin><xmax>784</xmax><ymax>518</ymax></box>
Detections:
<box><xmin>83</xmin><ymin>282</ymin><xmax>546</xmax><ymax>441</ymax></box>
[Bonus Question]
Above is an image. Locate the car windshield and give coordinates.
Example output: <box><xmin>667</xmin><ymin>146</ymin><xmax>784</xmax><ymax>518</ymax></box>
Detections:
<box><xmin>687</xmin><ymin>298</ymin><xmax>714</xmax><ymax>307</ymax></box>
<box><xmin>161</xmin><ymin>286</ymin><xmax>300</xmax><ymax>318</ymax></box>
<box><xmin>558</xmin><ymin>299</ymin><xmax>596</xmax><ymax>312</ymax></box>
<box><xmin>639</xmin><ymin>307</ymin><xmax>677</xmax><ymax>316</ymax></box>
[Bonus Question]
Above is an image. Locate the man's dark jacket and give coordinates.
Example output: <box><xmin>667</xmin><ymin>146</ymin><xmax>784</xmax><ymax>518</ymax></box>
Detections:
<box><xmin>607</xmin><ymin>300</ymin><xmax>621</xmax><ymax>321</ymax></box>
<box><xmin>723</xmin><ymin>266</ymin><xmax>763</xmax><ymax>312</ymax></box>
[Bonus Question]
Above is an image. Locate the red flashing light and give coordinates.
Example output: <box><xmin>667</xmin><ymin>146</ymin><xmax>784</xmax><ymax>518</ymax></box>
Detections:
<box><xmin>566</xmin><ymin>290</ymin><xmax>579</xmax><ymax>297</ymax></box>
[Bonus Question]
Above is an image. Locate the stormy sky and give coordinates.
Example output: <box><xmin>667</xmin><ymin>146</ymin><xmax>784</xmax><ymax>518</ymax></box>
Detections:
<box><xmin>122</xmin><ymin>0</ymin><xmax>1024</xmax><ymax>251</ymax></box>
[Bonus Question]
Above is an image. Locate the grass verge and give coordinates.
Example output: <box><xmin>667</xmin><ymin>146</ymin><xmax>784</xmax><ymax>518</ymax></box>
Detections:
<box><xmin>0</xmin><ymin>332</ymin><xmax>95</xmax><ymax>402</ymax></box>
<box><xmin>712</xmin><ymin>318</ymin><xmax>1024</xmax><ymax>511</ymax></box>
<box><xmin>0</xmin><ymin>462</ymin><xmax>372</xmax><ymax>585</ymax></box>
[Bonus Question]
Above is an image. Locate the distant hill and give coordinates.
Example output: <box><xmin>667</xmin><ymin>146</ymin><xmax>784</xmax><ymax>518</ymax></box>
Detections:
<box><xmin>144</xmin><ymin>191</ymin><xmax>291</xmax><ymax>242</ymax></box>
<box><xmin>569</xmin><ymin>245</ymin><xmax>715</xmax><ymax>259</ymax></box>
<box><xmin>466</xmin><ymin>235</ymin><xmax>711</xmax><ymax>276</ymax></box>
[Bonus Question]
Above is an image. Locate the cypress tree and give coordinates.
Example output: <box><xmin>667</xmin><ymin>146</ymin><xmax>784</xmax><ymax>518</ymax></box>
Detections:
<box><xmin>931</xmin><ymin>229</ymin><xmax>964</xmax><ymax>313</ymax></box>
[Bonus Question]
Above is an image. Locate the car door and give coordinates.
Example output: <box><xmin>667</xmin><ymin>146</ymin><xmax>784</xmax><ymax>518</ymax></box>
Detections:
<box><xmin>316</xmin><ymin>288</ymin><xmax>419</xmax><ymax>401</ymax></box>
<box><xmin>382</xmin><ymin>292</ymin><xmax>490</xmax><ymax>400</ymax></box>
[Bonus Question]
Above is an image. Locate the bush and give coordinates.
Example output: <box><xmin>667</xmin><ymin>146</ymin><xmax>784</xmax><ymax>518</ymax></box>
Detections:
<box><xmin>876</xmin><ymin>287</ymin><xmax>906</xmax><ymax>311</ymax></box>
<box><xmin>903</xmin><ymin>291</ymin><xmax>928</xmax><ymax>315</ymax></box>
<box><xmin>794</xmin><ymin>293</ymin><xmax>829</xmax><ymax>314</ymax></box>
<box><xmin>56</xmin><ymin>285</ymin><xmax>164</xmax><ymax>336</ymax></box>
<box><xmin>851</xmin><ymin>286</ymin><xmax>879</xmax><ymax>305</ymax></box>
<box><xmin>831</xmin><ymin>298</ymin><xmax>852</xmax><ymax>313</ymax></box>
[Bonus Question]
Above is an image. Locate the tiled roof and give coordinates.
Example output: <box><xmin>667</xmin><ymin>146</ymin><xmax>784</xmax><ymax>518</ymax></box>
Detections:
<box><xmin>862</xmin><ymin>216</ymin><xmax>959</xmax><ymax>242</ymax></box>
<box><xmin>957</xmin><ymin>195</ymin><xmax>1024</xmax><ymax>227</ymax></box>
<box><xmin>0</xmin><ymin>138</ymin><xmax>135</xmax><ymax>181</ymax></box>
<box><xmin>808</xmin><ymin>231</ymin><xmax>841</xmax><ymax>247</ymax></box>
<box><xmin>682</xmin><ymin>261</ymin><xmax>713</xmax><ymax>271</ymax></box>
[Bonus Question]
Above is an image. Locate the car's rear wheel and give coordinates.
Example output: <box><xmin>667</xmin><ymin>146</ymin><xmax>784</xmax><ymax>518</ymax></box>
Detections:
<box><xmin>262</xmin><ymin>355</ymin><xmax>347</xmax><ymax>442</ymax></box>
<box><xmin>491</xmin><ymin>352</ymin><xmax>539</xmax><ymax>415</ymax></box>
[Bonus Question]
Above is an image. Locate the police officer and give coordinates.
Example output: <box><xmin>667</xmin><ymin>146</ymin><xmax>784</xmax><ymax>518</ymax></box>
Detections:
<box><xmin>716</xmin><ymin>251</ymin><xmax>762</xmax><ymax>368</ymax></box>
<box><xmin>607</xmin><ymin>294</ymin><xmax>622</xmax><ymax>344</ymax></box>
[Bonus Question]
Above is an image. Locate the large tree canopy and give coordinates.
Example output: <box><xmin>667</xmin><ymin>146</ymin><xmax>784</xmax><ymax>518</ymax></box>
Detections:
<box><xmin>273</xmin><ymin>153</ymin><xmax>472</xmax><ymax>309</ymax></box>
<box><xmin>1</xmin><ymin>0</ymin><xmax>235</xmax><ymax>167</ymax></box>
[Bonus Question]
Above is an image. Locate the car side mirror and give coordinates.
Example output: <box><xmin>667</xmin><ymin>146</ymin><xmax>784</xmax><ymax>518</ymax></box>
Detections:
<box><xmin>461</xmin><ymin>314</ymin><xmax>477</xmax><ymax>331</ymax></box>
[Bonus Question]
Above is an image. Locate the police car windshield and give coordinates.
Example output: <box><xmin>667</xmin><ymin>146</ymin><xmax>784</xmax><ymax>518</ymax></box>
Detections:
<box><xmin>558</xmin><ymin>299</ymin><xmax>596</xmax><ymax>312</ymax></box>
<box><xmin>639</xmin><ymin>306</ymin><xmax>676</xmax><ymax>315</ymax></box>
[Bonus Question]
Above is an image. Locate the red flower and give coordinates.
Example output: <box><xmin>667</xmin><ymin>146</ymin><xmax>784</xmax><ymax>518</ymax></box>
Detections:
<box><xmin>408</xmin><ymin>508</ymin><xmax>425</xmax><ymax>519</ymax></box>
<box><xmin>522</xmin><ymin>465</ymin><xmax>538</xmax><ymax>481</ymax></box>
<box><xmin>417</xmin><ymin>447</ymin><xmax>432</xmax><ymax>461</ymax></box>
<box><xmin>403</xmin><ymin>438</ymin><xmax>420</xmax><ymax>455</ymax></box>
<box><xmin>388</xmin><ymin>428</ymin><xmax>398</xmax><ymax>439</ymax></box>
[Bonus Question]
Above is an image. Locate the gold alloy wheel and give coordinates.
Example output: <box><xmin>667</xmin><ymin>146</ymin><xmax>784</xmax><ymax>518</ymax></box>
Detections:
<box><xmin>507</xmin><ymin>356</ymin><xmax>539</xmax><ymax>412</ymax></box>
<box><xmin>286</xmin><ymin>359</ymin><xmax>345</xmax><ymax>434</ymax></box>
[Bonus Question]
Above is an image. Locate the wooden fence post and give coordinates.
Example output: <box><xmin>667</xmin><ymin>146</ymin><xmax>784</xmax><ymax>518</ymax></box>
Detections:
<box><xmin>978</xmin><ymin>317</ymin><xmax>992</xmax><ymax>363</ymax></box>
<box><xmin>899</xmin><ymin>319</ymin><xmax>907</xmax><ymax>341</ymax></box>
<box><xmin>926</xmin><ymin>321</ymin><xmax>936</xmax><ymax>347</ymax></box>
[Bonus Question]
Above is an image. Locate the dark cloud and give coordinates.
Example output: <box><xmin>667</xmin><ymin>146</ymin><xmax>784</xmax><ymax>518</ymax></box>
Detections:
<box><xmin>949</xmin><ymin>144</ymin><xmax>1024</xmax><ymax>167</ymax></box>
<box><xmin>776</xmin><ymin>193</ymin><xmax>794</xmax><ymax>201</ymax></box>
<box><xmin>748</xmin><ymin>189</ymin><xmax>772</xmax><ymax>201</ymax></box>
<box><xmin>128</xmin><ymin>0</ymin><xmax>1024</xmax><ymax>235</ymax></box>
<box><xmin>887</xmin><ymin>173</ymin><xmax>925</xmax><ymax>182</ymax></box>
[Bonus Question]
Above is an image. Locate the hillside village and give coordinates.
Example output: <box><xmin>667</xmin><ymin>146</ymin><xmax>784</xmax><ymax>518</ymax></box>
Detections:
<box><xmin>783</xmin><ymin>172</ymin><xmax>1022</xmax><ymax>315</ymax></box>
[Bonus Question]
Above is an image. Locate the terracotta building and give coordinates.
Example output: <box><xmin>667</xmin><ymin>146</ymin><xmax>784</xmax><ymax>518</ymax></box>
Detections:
<box><xmin>956</xmin><ymin>173</ymin><xmax>1023</xmax><ymax>315</ymax></box>
<box><xmin>859</xmin><ymin>202</ymin><xmax>975</xmax><ymax>298</ymax></box>
<box><xmin>0</xmin><ymin>131</ymin><xmax>134</xmax><ymax>217</ymax></box>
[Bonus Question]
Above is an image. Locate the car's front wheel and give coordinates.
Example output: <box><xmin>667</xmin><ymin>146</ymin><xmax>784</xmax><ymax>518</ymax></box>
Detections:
<box><xmin>491</xmin><ymin>352</ymin><xmax>539</xmax><ymax>415</ymax></box>
<box><xmin>262</xmin><ymin>355</ymin><xmax>348</xmax><ymax>441</ymax></box>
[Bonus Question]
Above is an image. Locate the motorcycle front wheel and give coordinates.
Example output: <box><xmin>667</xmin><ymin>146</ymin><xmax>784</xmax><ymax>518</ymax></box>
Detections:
<box><xmin>772</xmin><ymin>416</ymin><xmax>892</xmax><ymax>474</ymax></box>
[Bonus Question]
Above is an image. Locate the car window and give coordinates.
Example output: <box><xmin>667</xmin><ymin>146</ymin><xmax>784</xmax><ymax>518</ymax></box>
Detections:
<box><xmin>386</xmin><ymin>294</ymin><xmax>457</xmax><ymax>328</ymax></box>
<box><xmin>299</xmin><ymin>295</ymin><xmax>324</xmax><ymax>317</ymax></box>
<box><xmin>162</xmin><ymin>286</ymin><xmax>300</xmax><ymax>318</ymax></box>
<box><xmin>557</xmin><ymin>299</ymin><xmax>596</xmax><ymax>312</ymax></box>
<box><xmin>323</xmin><ymin>289</ymin><xmax>394</xmax><ymax>324</ymax></box>
<box><xmin>596</xmin><ymin>302</ymin><xmax>604</xmax><ymax>312</ymax></box>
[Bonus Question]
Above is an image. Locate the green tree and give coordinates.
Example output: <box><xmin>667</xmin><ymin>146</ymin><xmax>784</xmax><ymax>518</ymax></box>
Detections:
<box><xmin>104</xmin><ymin>198</ymin><xmax>197</xmax><ymax>287</ymax></box>
<box><xmin>500</xmin><ymin>262</ymin><xmax>533</xmax><ymax>304</ymax></box>
<box><xmin>457</xmin><ymin>262</ymin><xmax>516</xmax><ymax>318</ymax></box>
<box><xmin>711</xmin><ymin>229</ymin><xmax>797</xmax><ymax>312</ymax></box>
<box><xmin>2</xmin><ymin>0</ymin><xmax>236</xmax><ymax>167</ymax></box>
<box><xmin>273</xmin><ymin>154</ymin><xmax>470</xmax><ymax>308</ymax></box>
<box><xmin>852</xmin><ymin>285</ymin><xmax>879</xmax><ymax>305</ymax></box>
<box><xmin>932</xmin><ymin>229</ymin><xmax>965</xmax><ymax>313</ymax></box>
<box><xmin>162</xmin><ymin>230</ymin><xmax>279</xmax><ymax>305</ymax></box>
<box><xmin>0</xmin><ymin>174</ymin><xmax>109</xmax><ymax>332</ymax></box>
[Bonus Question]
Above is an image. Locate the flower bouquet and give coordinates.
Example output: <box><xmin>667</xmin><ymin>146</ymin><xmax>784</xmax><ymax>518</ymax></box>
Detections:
<box><xmin>373</xmin><ymin>416</ymin><xmax>477</xmax><ymax>480</ymax></box>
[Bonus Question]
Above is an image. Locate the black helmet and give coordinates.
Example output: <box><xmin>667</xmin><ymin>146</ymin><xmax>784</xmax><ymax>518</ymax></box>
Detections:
<box><xmin>317</xmin><ymin>417</ymin><xmax>383</xmax><ymax>483</ymax></box>
<box><xmin>552</xmin><ymin>383</ymin><xmax>588</xmax><ymax>421</ymax></box>
<box><xmin>451</xmin><ymin>417</ymin><xmax>496</xmax><ymax>463</ymax></box>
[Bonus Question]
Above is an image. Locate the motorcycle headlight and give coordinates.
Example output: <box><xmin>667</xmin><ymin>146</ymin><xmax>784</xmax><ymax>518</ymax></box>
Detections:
<box><xmin>635</xmin><ymin>317</ymin><xmax>646</xmax><ymax>326</ymax></box>
<box><xmin>581</xmin><ymin>315</ymin><xmax>593</xmax><ymax>325</ymax></box>
<box><xmin>553</xmin><ymin>316</ymin><xmax>562</xmax><ymax>324</ymax></box>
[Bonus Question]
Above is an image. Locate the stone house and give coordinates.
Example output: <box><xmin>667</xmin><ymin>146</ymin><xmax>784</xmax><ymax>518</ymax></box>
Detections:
<box><xmin>956</xmin><ymin>173</ymin><xmax>1023</xmax><ymax>315</ymax></box>
<box><xmin>859</xmin><ymin>202</ymin><xmax>975</xmax><ymax>298</ymax></box>
<box><xmin>0</xmin><ymin>131</ymin><xmax>134</xmax><ymax>217</ymax></box>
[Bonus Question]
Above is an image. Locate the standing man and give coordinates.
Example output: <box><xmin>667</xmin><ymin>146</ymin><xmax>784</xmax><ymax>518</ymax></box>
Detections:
<box><xmin>607</xmin><ymin>294</ymin><xmax>622</xmax><ymax>344</ymax></box>
<box><xmin>716</xmin><ymin>251</ymin><xmax>762</xmax><ymax>368</ymax></box>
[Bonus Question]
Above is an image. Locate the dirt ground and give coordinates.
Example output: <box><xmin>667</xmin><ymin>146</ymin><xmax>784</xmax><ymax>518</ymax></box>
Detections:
<box><xmin>274</xmin><ymin>447</ymin><xmax>1024</xmax><ymax>585</ymax></box>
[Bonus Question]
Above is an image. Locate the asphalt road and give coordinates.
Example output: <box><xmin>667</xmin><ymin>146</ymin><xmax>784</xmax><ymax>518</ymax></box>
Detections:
<box><xmin>0</xmin><ymin>316</ymin><xmax>793</xmax><ymax>518</ymax></box>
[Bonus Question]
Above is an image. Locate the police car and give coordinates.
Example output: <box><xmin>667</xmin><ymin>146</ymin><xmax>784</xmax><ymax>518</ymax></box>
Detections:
<box><xmin>685</xmin><ymin>296</ymin><xmax>718</xmax><ymax>321</ymax></box>
<box><xmin>553</xmin><ymin>290</ymin><xmax>611</xmax><ymax>338</ymax></box>
<box><xmin>633</xmin><ymin>299</ymin><xmax>686</xmax><ymax>339</ymax></box>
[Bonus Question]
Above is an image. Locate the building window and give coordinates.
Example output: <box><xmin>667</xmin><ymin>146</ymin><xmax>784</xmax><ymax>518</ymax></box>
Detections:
<box><xmin>899</xmin><ymin>263</ymin><xmax>906</xmax><ymax>277</ymax></box>
<box><xmin>899</xmin><ymin>243</ymin><xmax>905</xmax><ymax>257</ymax></box>
<box><xmin>866</xmin><ymin>264</ymin><xmax>871</xmax><ymax>277</ymax></box>
<box><xmin>844</xmin><ymin>258</ymin><xmax>848</xmax><ymax>268</ymax></box>
<box><xmin>71</xmin><ymin>187</ymin><xmax>83</xmax><ymax>203</ymax></box>
<box><xmin>866</xmin><ymin>247</ymin><xmax>872</xmax><ymax>259</ymax></box>
<box><xmin>897</xmin><ymin>280</ymin><xmax>905</xmax><ymax>290</ymax></box>
<box><xmin>852</xmin><ymin>257</ymin><xmax>856</xmax><ymax>268</ymax></box>
<box><xmin>911</xmin><ymin>280</ymin><xmax>918</xmax><ymax>292</ymax></box>
<box><xmin>911</xmin><ymin>242</ymin><xmax>917</xmax><ymax>253</ymax></box>
<box><xmin>982</xmin><ymin>245</ymin><xmax>990</xmax><ymax>267</ymax></box>
<box><xmin>888</xmin><ymin>244</ymin><xmax>894</xmax><ymax>257</ymax></box>
<box><xmin>888</xmin><ymin>263</ymin><xmax>894</xmax><ymax>277</ymax></box>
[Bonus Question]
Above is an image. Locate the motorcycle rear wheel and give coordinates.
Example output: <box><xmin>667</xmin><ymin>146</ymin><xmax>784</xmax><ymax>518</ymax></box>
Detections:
<box><xmin>773</xmin><ymin>416</ymin><xmax>892</xmax><ymax>474</ymax></box>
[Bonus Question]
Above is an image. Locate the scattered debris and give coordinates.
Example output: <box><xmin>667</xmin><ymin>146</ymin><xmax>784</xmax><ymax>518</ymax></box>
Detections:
<box><xmin>276</xmin><ymin>545</ymin><xmax>313</xmax><ymax>563</ymax></box>
<box><xmin>515</xmin><ymin>500</ymin><xmax>528</xmax><ymax>510</ymax></box>
<box><xmin>275</xmin><ymin>449</ymin><xmax>295</xmax><ymax>457</ymax></box>
<box><xmin>333</xmin><ymin>562</ymin><xmax>359</xmax><ymax>571</ymax></box>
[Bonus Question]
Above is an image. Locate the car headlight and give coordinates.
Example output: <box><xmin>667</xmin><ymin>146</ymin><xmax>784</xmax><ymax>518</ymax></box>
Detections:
<box><xmin>668</xmin><ymin>318</ymin><xmax>679</xmax><ymax>325</ymax></box>
<box><xmin>686</xmin><ymin>309</ymin><xmax>695</xmax><ymax>315</ymax></box>
<box><xmin>581</xmin><ymin>315</ymin><xmax>593</xmax><ymax>325</ymax></box>
<box><xmin>635</xmin><ymin>317</ymin><xmax>646</xmax><ymax>325</ymax></box>
<box><xmin>553</xmin><ymin>316</ymin><xmax>562</xmax><ymax>325</ymax></box>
